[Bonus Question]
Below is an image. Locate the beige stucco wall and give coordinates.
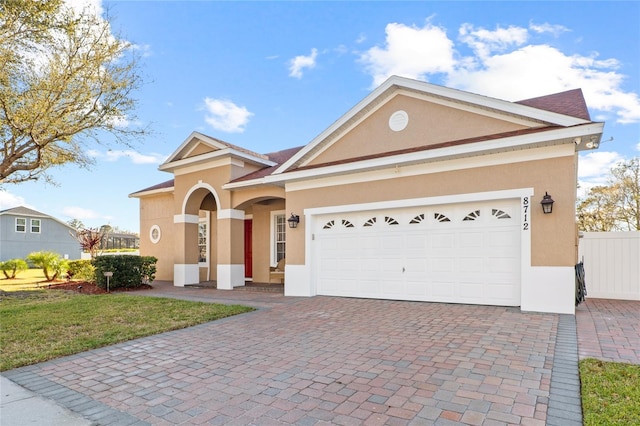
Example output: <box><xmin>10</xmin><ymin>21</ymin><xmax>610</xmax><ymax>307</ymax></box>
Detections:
<box><xmin>250</xmin><ymin>200</ymin><xmax>286</xmax><ymax>283</ymax></box>
<box><xmin>138</xmin><ymin>159</ymin><xmax>289</xmax><ymax>284</ymax></box>
<box><xmin>138</xmin><ymin>192</ymin><xmax>175</xmax><ymax>281</ymax></box>
<box><xmin>309</xmin><ymin>94</ymin><xmax>530</xmax><ymax>166</ymax></box>
<box><xmin>285</xmin><ymin>152</ymin><xmax>578</xmax><ymax>268</ymax></box>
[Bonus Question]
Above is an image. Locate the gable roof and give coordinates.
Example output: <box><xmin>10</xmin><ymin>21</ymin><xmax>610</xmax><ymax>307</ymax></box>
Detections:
<box><xmin>229</xmin><ymin>146</ymin><xmax>304</xmax><ymax>184</ymax></box>
<box><xmin>137</xmin><ymin>77</ymin><xmax>603</xmax><ymax>194</ymax></box>
<box><xmin>516</xmin><ymin>89</ymin><xmax>591</xmax><ymax>121</ymax></box>
<box><xmin>132</xmin><ymin>146</ymin><xmax>303</xmax><ymax>195</ymax></box>
<box><xmin>0</xmin><ymin>206</ymin><xmax>50</xmax><ymax>218</ymax></box>
<box><xmin>129</xmin><ymin>179</ymin><xmax>175</xmax><ymax>198</ymax></box>
<box><xmin>273</xmin><ymin>76</ymin><xmax>593</xmax><ymax>175</ymax></box>
<box><xmin>159</xmin><ymin>131</ymin><xmax>276</xmax><ymax>173</ymax></box>
<box><xmin>0</xmin><ymin>206</ymin><xmax>75</xmax><ymax>231</ymax></box>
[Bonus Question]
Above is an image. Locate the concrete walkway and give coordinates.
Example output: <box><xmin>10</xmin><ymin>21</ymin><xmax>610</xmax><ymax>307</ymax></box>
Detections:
<box><xmin>1</xmin><ymin>284</ymin><xmax>638</xmax><ymax>425</ymax></box>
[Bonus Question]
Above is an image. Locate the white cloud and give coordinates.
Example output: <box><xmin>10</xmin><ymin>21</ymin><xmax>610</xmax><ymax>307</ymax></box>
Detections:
<box><xmin>62</xmin><ymin>206</ymin><xmax>101</xmax><ymax>220</ymax></box>
<box><xmin>202</xmin><ymin>98</ymin><xmax>253</xmax><ymax>133</ymax></box>
<box><xmin>577</xmin><ymin>151</ymin><xmax>624</xmax><ymax>196</ymax></box>
<box><xmin>0</xmin><ymin>191</ymin><xmax>33</xmax><ymax>210</ymax></box>
<box><xmin>88</xmin><ymin>149</ymin><xmax>166</xmax><ymax>164</ymax></box>
<box><xmin>578</xmin><ymin>151</ymin><xmax>622</xmax><ymax>180</ymax></box>
<box><xmin>107</xmin><ymin>113</ymin><xmax>131</xmax><ymax>128</ymax></box>
<box><xmin>289</xmin><ymin>48</ymin><xmax>319</xmax><ymax>79</ymax></box>
<box><xmin>360</xmin><ymin>21</ymin><xmax>455</xmax><ymax>87</ymax></box>
<box><xmin>459</xmin><ymin>23</ymin><xmax>529</xmax><ymax>59</ymax></box>
<box><xmin>360</xmin><ymin>20</ymin><xmax>640</xmax><ymax>124</ymax></box>
<box><xmin>60</xmin><ymin>207</ymin><xmax>113</xmax><ymax>227</ymax></box>
<box><xmin>130</xmin><ymin>43</ymin><xmax>152</xmax><ymax>58</ymax></box>
<box><xmin>529</xmin><ymin>22</ymin><xmax>569</xmax><ymax>37</ymax></box>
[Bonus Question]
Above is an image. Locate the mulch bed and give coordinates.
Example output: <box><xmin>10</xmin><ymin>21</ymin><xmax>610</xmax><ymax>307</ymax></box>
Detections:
<box><xmin>46</xmin><ymin>281</ymin><xmax>153</xmax><ymax>294</ymax></box>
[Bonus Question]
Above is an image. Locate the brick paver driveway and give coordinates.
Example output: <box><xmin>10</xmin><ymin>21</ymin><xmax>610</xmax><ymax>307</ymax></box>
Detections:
<box><xmin>4</xmin><ymin>288</ymin><xmax>561</xmax><ymax>426</ymax></box>
<box><xmin>576</xmin><ymin>298</ymin><xmax>640</xmax><ymax>364</ymax></box>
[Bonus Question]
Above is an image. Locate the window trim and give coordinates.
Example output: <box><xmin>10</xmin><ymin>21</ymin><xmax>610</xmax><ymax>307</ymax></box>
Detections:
<box><xmin>149</xmin><ymin>225</ymin><xmax>161</xmax><ymax>244</ymax></box>
<box><xmin>269</xmin><ymin>210</ymin><xmax>286</xmax><ymax>267</ymax></box>
<box><xmin>15</xmin><ymin>217</ymin><xmax>26</xmax><ymax>233</ymax></box>
<box><xmin>30</xmin><ymin>218</ymin><xmax>41</xmax><ymax>233</ymax></box>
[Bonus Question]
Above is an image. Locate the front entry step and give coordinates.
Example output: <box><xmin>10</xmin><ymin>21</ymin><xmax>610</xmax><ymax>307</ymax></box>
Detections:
<box><xmin>185</xmin><ymin>281</ymin><xmax>284</xmax><ymax>293</ymax></box>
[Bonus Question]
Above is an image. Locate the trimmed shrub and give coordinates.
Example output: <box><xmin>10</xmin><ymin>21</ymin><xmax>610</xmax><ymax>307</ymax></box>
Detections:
<box><xmin>93</xmin><ymin>255</ymin><xmax>157</xmax><ymax>290</ymax></box>
<box><xmin>0</xmin><ymin>259</ymin><xmax>29</xmax><ymax>279</ymax></box>
<box><xmin>67</xmin><ymin>260</ymin><xmax>96</xmax><ymax>282</ymax></box>
<box><xmin>26</xmin><ymin>251</ymin><xmax>68</xmax><ymax>281</ymax></box>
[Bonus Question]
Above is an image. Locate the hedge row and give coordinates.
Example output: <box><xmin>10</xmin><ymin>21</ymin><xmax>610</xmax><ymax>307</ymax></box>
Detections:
<box><xmin>93</xmin><ymin>256</ymin><xmax>158</xmax><ymax>290</ymax></box>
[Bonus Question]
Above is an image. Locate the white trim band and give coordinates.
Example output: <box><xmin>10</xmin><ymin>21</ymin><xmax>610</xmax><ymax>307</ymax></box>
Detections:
<box><xmin>217</xmin><ymin>209</ymin><xmax>246</xmax><ymax>220</ymax></box>
<box><xmin>174</xmin><ymin>214</ymin><xmax>199</xmax><ymax>224</ymax></box>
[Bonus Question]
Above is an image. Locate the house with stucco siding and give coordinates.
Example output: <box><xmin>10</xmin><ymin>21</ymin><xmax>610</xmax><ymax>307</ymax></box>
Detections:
<box><xmin>130</xmin><ymin>76</ymin><xmax>604</xmax><ymax>314</ymax></box>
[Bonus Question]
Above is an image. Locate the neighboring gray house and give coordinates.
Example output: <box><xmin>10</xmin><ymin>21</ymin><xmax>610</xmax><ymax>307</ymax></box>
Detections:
<box><xmin>0</xmin><ymin>206</ymin><xmax>81</xmax><ymax>262</ymax></box>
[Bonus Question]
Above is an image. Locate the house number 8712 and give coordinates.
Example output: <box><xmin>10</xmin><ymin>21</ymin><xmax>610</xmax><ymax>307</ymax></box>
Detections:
<box><xmin>522</xmin><ymin>197</ymin><xmax>529</xmax><ymax>230</ymax></box>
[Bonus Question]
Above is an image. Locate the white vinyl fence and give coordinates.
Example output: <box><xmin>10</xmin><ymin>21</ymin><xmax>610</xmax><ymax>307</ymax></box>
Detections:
<box><xmin>578</xmin><ymin>232</ymin><xmax>640</xmax><ymax>301</ymax></box>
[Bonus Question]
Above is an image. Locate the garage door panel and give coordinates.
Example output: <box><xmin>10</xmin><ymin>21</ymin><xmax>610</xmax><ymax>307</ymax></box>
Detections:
<box><xmin>432</xmin><ymin>234</ymin><xmax>454</xmax><ymax>248</ymax></box>
<box><xmin>432</xmin><ymin>282</ymin><xmax>455</xmax><ymax>298</ymax></box>
<box><xmin>338</xmin><ymin>258</ymin><xmax>358</xmax><ymax>273</ymax></box>
<box><xmin>380</xmin><ymin>234</ymin><xmax>404</xmax><ymax>250</ymax></box>
<box><xmin>458</xmin><ymin>282</ymin><xmax>484</xmax><ymax>299</ymax></box>
<box><xmin>488</xmin><ymin>229</ymin><xmax>519</xmax><ymax>247</ymax></box>
<box><xmin>381</xmin><ymin>258</ymin><xmax>404</xmax><ymax>272</ymax></box>
<box><xmin>315</xmin><ymin>200</ymin><xmax>521</xmax><ymax>306</ymax></box>
<box><xmin>360</xmin><ymin>235</ymin><xmax>380</xmax><ymax>250</ymax></box>
<box><xmin>406</xmin><ymin>233</ymin><xmax>428</xmax><ymax>249</ymax></box>
<box><xmin>487</xmin><ymin>283</ymin><xmax>518</xmax><ymax>300</ymax></box>
<box><xmin>359</xmin><ymin>280</ymin><xmax>380</xmax><ymax>296</ymax></box>
<box><xmin>405</xmin><ymin>257</ymin><xmax>428</xmax><ymax>272</ymax></box>
<box><xmin>381</xmin><ymin>279</ymin><xmax>404</xmax><ymax>295</ymax></box>
<box><xmin>406</xmin><ymin>280</ymin><xmax>429</xmax><ymax>296</ymax></box>
<box><xmin>458</xmin><ymin>257</ymin><xmax>484</xmax><ymax>273</ymax></box>
<box><xmin>459</xmin><ymin>232</ymin><xmax>484</xmax><ymax>248</ymax></box>
<box><xmin>432</xmin><ymin>258</ymin><xmax>455</xmax><ymax>272</ymax></box>
<box><xmin>338</xmin><ymin>235</ymin><xmax>359</xmax><ymax>251</ymax></box>
<box><xmin>489</xmin><ymin>257</ymin><xmax>518</xmax><ymax>273</ymax></box>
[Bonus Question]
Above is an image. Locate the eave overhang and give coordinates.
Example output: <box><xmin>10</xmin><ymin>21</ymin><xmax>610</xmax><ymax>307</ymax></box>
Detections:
<box><xmin>224</xmin><ymin>122</ymin><xmax>603</xmax><ymax>190</ymax></box>
<box><xmin>159</xmin><ymin>147</ymin><xmax>276</xmax><ymax>174</ymax></box>
<box><xmin>129</xmin><ymin>186</ymin><xmax>175</xmax><ymax>199</ymax></box>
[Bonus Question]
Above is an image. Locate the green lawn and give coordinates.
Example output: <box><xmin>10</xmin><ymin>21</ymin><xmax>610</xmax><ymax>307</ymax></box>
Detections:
<box><xmin>0</xmin><ymin>268</ymin><xmax>52</xmax><ymax>291</ymax></box>
<box><xmin>0</xmin><ymin>291</ymin><xmax>254</xmax><ymax>371</ymax></box>
<box><xmin>580</xmin><ymin>358</ymin><xmax>640</xmax><ymax>425</ymax></box>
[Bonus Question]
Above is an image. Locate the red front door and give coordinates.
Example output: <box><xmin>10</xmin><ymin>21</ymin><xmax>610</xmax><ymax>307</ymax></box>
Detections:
<box><xmin>244</xmin><ymin>219</ymin><xmax>253</xmax><ymax>278</ymax></box>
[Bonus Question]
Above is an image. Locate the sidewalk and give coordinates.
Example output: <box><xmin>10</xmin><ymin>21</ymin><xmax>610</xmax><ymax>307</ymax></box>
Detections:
<box><xmin>0</xmin><ymin>376</ymin><xmax>92</xmax><ymax>426</ymax></box>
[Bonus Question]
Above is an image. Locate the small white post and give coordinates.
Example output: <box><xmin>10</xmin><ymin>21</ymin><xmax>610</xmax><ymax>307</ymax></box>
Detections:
<box><xmin>104</xmin><ymin>271</ymin><xmax>113</xmax><ymax>292</ymax></box>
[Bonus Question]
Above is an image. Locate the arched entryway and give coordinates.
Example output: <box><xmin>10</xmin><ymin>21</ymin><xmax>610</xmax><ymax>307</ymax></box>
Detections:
<box><xmin>174</xmin><ymin>182</ymin><xmax>247</xmax><ymax>289</ymax></box>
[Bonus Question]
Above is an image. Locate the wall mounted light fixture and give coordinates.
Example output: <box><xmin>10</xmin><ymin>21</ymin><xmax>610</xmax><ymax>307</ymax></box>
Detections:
<box><xmin>541</xmin><ymin>192</ymin><xmax>554</xmax><ymax>214</ymax></box>
<box><xmin>287</xmin><ymin>213</ymin><xmax>300</xmax><ymax>229</ymax></box>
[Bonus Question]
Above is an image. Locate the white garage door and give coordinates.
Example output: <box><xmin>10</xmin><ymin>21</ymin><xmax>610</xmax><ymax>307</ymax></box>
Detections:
<box><xmin>313</xmin><ymin>200</ymin><xmax>521</xmax><ymax>306</ymax></box>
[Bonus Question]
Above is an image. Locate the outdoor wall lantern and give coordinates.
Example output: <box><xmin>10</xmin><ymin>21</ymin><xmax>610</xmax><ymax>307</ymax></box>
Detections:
<box><xmin>287</xmin><ymin>213</ymin><xmax>300</xmax><ymax>229</ymax></box>
<box><xmin>540</xmin><ymin>192</ymin><xmax>555</xmax><ymax>214</ymax></box>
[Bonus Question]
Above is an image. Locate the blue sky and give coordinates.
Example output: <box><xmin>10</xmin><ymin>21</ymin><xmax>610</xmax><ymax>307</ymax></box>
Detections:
<box><xmin>2</xmin><ymin>1</ymin><xmax>639</xmax><ymax>233</ymax></box>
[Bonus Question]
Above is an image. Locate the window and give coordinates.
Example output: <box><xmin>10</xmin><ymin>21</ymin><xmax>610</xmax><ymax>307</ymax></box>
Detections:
<box><xmin>271</xmin><ymin>212</ymin><xmax>286</xmax><ymax>265</ymax></box>
<box><xmin>150</xmin><ymin>225</ymin><xmax>161</xmax><ymax>244</ymax></box>
<box><xmin>30</xmin><ymin>219</ymin><xmax>41</xmax><ymax>233</ymax></box>
<box><xmin>15</xmin><ymin>218</ymin><xmax>26</xmax><ymax>232</ymax></box>
<box><xmin>198</xmin><ymin>221</ymin><xmax>207</xmax><ymax>264</ymax></box>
